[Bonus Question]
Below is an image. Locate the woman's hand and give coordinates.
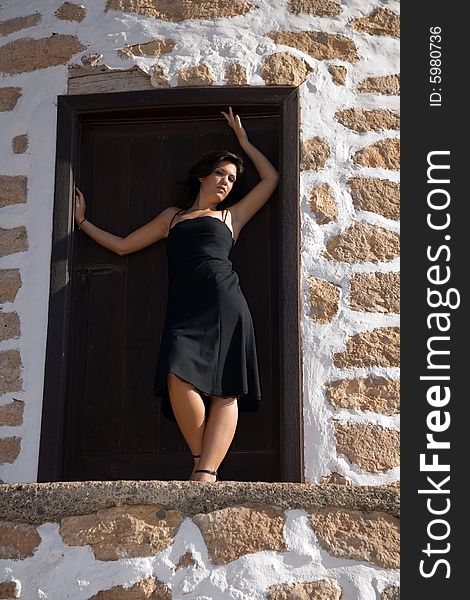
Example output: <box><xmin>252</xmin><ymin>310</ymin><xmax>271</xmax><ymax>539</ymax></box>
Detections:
<box><xmin>75</xmin><ymin>187</ymin><xmax>86</xmax><ymax>225</ymax></box>
<box><xmin>221</xmin><ymin>106</ymin><xmax>248</xmax><ymax>145</ymax></box>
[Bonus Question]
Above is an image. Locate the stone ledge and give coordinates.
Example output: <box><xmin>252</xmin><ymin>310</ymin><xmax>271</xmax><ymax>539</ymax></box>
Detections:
<box><xmin>0</xmin><ymin>481</ymin><xmax>399</xmax><ymax>524</ymax></box>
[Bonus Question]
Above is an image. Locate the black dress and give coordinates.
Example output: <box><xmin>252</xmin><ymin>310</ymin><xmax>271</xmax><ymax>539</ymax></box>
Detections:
<box><xmin>153</xmin><ymin>208</ymin><xmax>261</xmax><ymax>421</ymax></box>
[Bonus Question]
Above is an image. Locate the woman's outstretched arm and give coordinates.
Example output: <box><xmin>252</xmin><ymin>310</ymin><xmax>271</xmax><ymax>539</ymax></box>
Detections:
<box><xmin>75</xmin><ymin>187</ymin><xmax>175</xmax><ymax>255</ymax></box>
<box><xmin>221</xmin><ymin>107</ymin><xmax>279</xmax><ymax>230</ymax></box>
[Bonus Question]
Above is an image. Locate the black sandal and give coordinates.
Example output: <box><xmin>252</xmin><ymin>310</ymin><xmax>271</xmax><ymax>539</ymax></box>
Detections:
<box><xmin>194</xmin><ymin>468</ymin><xmax>217</xmax><ymax>481</ymax></box>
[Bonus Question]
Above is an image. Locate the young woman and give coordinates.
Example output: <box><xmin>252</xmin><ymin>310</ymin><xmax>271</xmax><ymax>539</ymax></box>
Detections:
<box><xmin>75</xmin><ymin>107</ymin><xmax>279</xmax><ymax>482</ymax></box>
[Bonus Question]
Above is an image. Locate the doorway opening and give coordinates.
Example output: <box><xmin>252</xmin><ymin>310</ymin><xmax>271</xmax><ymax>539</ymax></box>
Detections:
<box><xmin>38</xmin><ymin>86</ymin><xmax>302</xmax><ymax>482</ymax></box>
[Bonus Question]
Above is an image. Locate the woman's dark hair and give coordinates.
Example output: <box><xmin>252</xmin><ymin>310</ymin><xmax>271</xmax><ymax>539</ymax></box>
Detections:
<box><xmin>177</xmin><ymin>150</ymin><xmax>246</xmax><ymax>210</ymax></box>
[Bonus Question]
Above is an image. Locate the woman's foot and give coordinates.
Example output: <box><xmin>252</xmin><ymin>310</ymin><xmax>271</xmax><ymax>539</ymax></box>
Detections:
<box><xmin>193</xmin><ymin>468</ymin><xmax>217</xmax><ymax>483</ymax></box>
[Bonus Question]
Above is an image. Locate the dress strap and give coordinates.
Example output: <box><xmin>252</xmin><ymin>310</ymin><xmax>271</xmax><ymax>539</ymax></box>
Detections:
<box><xmin>223</xmin><ymin>209</ymin><xmax>228</xmax><ymax>223</ymax></box>
<box><xmin>169</xmin><ymin>208</ymin><xmax>185</xmax><ymax>230</ymax></box>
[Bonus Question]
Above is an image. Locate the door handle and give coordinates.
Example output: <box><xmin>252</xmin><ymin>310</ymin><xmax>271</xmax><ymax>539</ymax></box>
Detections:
<box><xmin>75</xmin><ymin>264</ymin><xmax>126</xmax><ymax>283</ymax></box>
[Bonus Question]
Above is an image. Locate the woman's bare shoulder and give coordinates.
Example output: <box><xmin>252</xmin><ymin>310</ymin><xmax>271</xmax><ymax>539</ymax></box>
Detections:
<box><xmin>157</xmin><ymin>206</ymin><xmax>184</xmax><ymax>225</ymax></box>
<box><xmin>162</xmin><ymin>206</ymin><xmax>183</xmax><ymax>215</ymax></box>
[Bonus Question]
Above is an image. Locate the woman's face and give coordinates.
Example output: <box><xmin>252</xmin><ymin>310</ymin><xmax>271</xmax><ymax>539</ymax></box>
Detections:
<box><xmin>201</xmin><ymin>161</ymin><xmax>237</xmax><ymax>200</ymax></box>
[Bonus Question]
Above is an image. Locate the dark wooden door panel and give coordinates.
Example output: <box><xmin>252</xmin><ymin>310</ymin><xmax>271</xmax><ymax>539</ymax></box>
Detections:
<box><xmin>65</xmin><ymin>110</ymin><xmax>280</xmax><ymax>481</ymax></box>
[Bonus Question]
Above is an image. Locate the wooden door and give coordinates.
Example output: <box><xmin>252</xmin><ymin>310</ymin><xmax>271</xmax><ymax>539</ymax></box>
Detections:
<box><xmin>65</xmin><ymin>108</ymin><xmax>280</xmax><ymax>481</ymax></box>
<box><xmin>38</xmin><ymin>88</ymin><xmax>302</xmax><ymax>483</ymax></box>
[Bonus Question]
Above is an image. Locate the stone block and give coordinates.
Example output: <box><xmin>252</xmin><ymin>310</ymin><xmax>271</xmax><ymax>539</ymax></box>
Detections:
<box><xmin>0</xmin><ymin>227</ymin><xmax>28</xmax><ymax>258</ymax></box>
<box><xmin>333</xmin><ymin>327</ymin><xmax>400</xmax><ymax>368</ymax></box>
<box><xmin>55</xmin><ymin>2</ymin><xmax>86</xmax><ymax>22</ymax></box>
<box><xmin>0</xmin><ymin>87</ymin><xmax>22</xmax><ymax>111</ymax></box>
<box><xmin>0</xmin><ymin>34</ymin><xmax>87</xmax><ymax>75</ymax></box>
<box><xmin>225</xmin><ymin>62</ymin><xmax>248</xmax><ymax>85</ymax></box>
<box><xmin>0</xmin><ymin>13</ymin><xmax>41</xmax><ymax>36</ymax></box>
<box><xmin>0</xmin><ymin>176</ymin><xmax>27</xmax><ymax>208</ymax></box>
<box><xmin>12</xmin><ymin>134</ymin><xmax>29</xmax><ymax>154</ymax></box>
<box><xmin>287</xmin><ymin>0</ymin><xmax>342</xmax><ymax>17</ymax></box>
<box><xmin>335</xmin><ymin>108</ymin><xmax>400</xmax><ymax>133</ymax></box>
<box><xmin>261</xmin><ymin>52</ymin><xmax>313</xmax><ymax>86</ymax></box>
<box><xmin>352</xmin><ymin>138</ymin><xmax>400</xmax><ymax>170</ymax></box>
<box><xmin>267</xmin><ymin>579</ymin><xmax>342</xmax><ymax>600</ymax></box>
<box><xmin>357</xmin><ymin>74</ymin><xmax>400</xmax><ymax>95</ymax></box>
<box><xmin>0</xmin><ymin>312</ymin><xmax>20</xmax><ymax>341</ymax></box>
<box><xmin>348</xmin><ymin>177</ymin><xmax>399</xmax><ymax>221</ymax></box>
<box><xmin>268</xmin><ymin>31</ymin><xmax>358</xmax><ymax>61</ymax></box>
<box><xmin>325</xmin><ymin>376</ymin><xmax>399</xmax><ymax>414</ymax></box>
<box><xmin>309</xmin><ymin>183</ymin><xmax>338</xmax><ymax>224</ymax></box>
<box><xmin>334</xmin><ymin>422</ymin><xmax>400</xmax><ymax>472</ymax></box>
<box><xmin>192</xmin><ymin>505</ymin><xmax>286</xmax><ymax>565</ymax></box>
<box><xmin>60</xmin><ymin>504</ymin><xmax>183</xmax><ymax>560</ymax></box>
<box><xmin>349</xmin><ymin>271</ymin><xmax>400</xmax><ymax>314</ymax></box>
<box><xmin>0</xmin><ymin>399</ymin><xmax>24</xmax><ymax>426</ymax></box>
<box><xmin>105</xmin><ymin>0</ymin><xmax>257</xmax><ymax>21</ymax></box>
<box><xmin>0</xmin><ymin>269</ymin><xmax>22</xmax><ymax>304</ymax></box>
<box><xmin>309</xmin><ymin>506</ymin><xmax>399</xmax><ymax>567</ymax></box>
<box><xmin>88</xmin><ymin>577</ymin><xmax>171</xmax><ymax>599</ymax></box>
<box><xmin>328</xmin><ymin>65</ymin><xmax>347</xmax><ymax>85</ymax></box>
<box><xmin>0</xmin><ymin>350</ymin><xmax>23</xmax><ymax>394</ymax></box>
<box><xmin>177</xmin><ymin>64</ymin><xmax>215</xmax><ymax>86</ymax></box>
<box><xmin>351</xmin><ymin>8</ymin><xmax>400</xmax><ymax>38</ymax></box>
<box><xmin>300</xmin><ymin>137</ymin><xmax>330</xmax><ymax>171</ymax></box>
<box><xmin>0</xmin><ymin>521</ymin><xmax>40</xmax><ymax>559</ymax></box>
<box><xmin>307</xmin><ymin>276</ymin><xmax>340</xmax><ymax>323</ymax></box>
<box><xmin>324</xmin><ymin>222</ymin><xmax>399</xmax><ymax>263</ymax></box>
<box><xmin>0</xmin><ymin>437</ymin><xmax>21</xmax><ymax>464</ymax></box>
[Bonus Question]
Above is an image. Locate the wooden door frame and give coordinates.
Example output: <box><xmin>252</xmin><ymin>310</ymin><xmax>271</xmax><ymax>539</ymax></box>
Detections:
<box><xmin>37</xmin><ymin>86</ymin><xmax>303</xmax><ymax>482</ymax></box>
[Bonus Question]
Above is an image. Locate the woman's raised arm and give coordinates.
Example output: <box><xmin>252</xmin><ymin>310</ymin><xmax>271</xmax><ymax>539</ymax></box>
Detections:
<box><xmin>75</xmin><ymin>187</ymin><xmax>175</xmax><ymax>256</ymax></box>
<box><xmin>221</xmin><ymin>107</ymin><xmax>279</xmax><ymax>231</ymax></box>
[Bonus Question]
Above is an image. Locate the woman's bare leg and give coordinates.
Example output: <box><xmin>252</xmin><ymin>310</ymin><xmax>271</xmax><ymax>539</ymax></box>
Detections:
<box><xmin>167</xmin><ymin>373</ymin><xmax>206</xmax><ymax>478</ymax></box>
<box><xmin>194</xmin><ymin>396</ymin><xmax>239</xmax><ymax>482</ymax></box>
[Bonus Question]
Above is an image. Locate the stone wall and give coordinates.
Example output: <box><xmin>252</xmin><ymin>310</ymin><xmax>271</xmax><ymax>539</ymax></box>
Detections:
<box><xmin>0</xmin><ymin>0</ymin><xmax>399</xmax><ymax>486</ymax></box>
<box><xmin>0</xmin><ymin>480</ymin><xmax>399</xmax><ymax>599</ymax></box>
